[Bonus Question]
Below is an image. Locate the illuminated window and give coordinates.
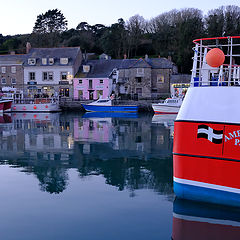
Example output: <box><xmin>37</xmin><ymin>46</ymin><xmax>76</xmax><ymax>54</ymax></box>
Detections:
<box><xmin>157</xmin><ymin>74</ymin><xmax>164</xmax><ymax>83</ymax></box>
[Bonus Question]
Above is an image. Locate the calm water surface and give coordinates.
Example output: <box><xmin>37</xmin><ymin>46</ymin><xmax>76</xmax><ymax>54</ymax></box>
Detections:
<box><xmin>0</xmin><ymin>112</ymin><xmax>239</xmax><ymax>240</ymax></box>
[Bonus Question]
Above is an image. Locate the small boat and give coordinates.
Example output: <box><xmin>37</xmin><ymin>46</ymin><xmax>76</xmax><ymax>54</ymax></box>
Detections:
<box><xmin>152</xmin><ymin>97</ymin><xmax>183</xmax><ymax>114</ymax></box>
<box><xmin>81</xmin><ymin>98</ymin><xmax>138</xmax><ymax>113</ymax></box>
<box><xmin>173</xmin><ymin>36</ymin><xmax>240</xmax><ymax>207</ymax></box>
<box><xmin>0</xmin><ymin>99</ymin><xmax>12</xmax><ymax>113</ymax></box>
<box><xmin>11</xmin><ymin>98</ymin><xmax>61</xmax><ymax>112</ymax></box>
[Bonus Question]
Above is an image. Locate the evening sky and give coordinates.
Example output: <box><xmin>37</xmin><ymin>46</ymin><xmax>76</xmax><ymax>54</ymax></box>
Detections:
<box><xmin>0</xmin><ymin>0</ymin><xmax>239</xmax><ymax>36</ymax></box>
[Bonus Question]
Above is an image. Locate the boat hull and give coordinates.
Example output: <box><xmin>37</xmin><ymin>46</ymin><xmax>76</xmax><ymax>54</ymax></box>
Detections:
<box><xmin>0</xmin><ymin>100</ymin><xmax>12</xmax><ymax>113</ymax></box>
<box><xmin>173</xmin><ymin>86</ymin><xmax>240</xmax><ymax>207</ymax></box>
<box><xmin>152</xmin><ymin>104</ymin><xmax>180</xmax><ymax>114</ymax></box>
<box><xmin>82</xmin><ymin>104</ymin><xmax>138</xmax><ymax>112</ymax></box>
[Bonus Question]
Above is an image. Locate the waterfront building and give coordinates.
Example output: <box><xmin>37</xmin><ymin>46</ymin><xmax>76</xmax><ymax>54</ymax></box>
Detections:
<box><xmin>0</xmin><ymin>54</ymin><xmax>25</xmax><ymax>91</ymax></box>
<box><xmin>23</xmin><ymin>45</ymin><xmax>82</xmax><ymax>98</ymax></box>
<box><xmin>73</xmin><ymin>59</ymin><xmax>122</xmax><ymax>100</ymax></box>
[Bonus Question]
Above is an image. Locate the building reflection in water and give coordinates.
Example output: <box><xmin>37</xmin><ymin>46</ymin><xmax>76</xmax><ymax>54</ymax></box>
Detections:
<box><xmin>172</xmin><ymin>198</ymin><xmax>240</xmax><ymax>240</ymax></box>
<box><xmin>0</xmin><ymin>112</ymin><xmax>174</xmax><ymax>195</ymax></box>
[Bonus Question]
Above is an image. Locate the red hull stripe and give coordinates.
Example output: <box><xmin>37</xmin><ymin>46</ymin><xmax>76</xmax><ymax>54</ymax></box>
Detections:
<box><xmin>174</xmin><ymin>155</ymin><xmax>240</xmax><ymax>189</ymax></box>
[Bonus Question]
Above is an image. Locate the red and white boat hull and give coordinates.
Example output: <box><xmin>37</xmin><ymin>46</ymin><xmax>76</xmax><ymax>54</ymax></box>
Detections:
<box><xmin>174</xmin><ymin>86</ymin><xmax>240</xmax><ymax>206</ymax></box>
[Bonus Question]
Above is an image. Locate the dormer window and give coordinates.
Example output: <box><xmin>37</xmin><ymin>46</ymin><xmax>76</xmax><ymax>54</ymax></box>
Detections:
<box><xmin>28</xmin><ymin>58</ymin><xmax>36</xmax><ymax>65</ymax></box>
<box><xmin>49</xmin><ymin>58</ymin><xmax>54</xmax><ymax>65</ymax></box>
<box><xmin>60</xmin><ymin>58</ymin><xmax>68</xmax><ymax>65</ymax></box>
<box><xmin>42</xmin><ymin>58</ymin><xmax>47</xmax><ymax>65</ymax></box>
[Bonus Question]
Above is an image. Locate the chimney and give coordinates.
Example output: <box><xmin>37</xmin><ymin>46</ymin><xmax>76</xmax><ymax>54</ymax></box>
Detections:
<box><xmin>168</xmin><ymin>56</ymin><xmax>172</xmax><ymax>61</ymax></box>
<box><xmin>145</xmin><ymin>54</ymin><xmax>148</xmax><ymax>60</ymax></box>
<box><xmin>123</xmin><ymin>53</ymin><xmax>127</xmax><ymax>59</ymax></box>
<box><xmin>26</xmin><ymin>42</ymin><xmax>31</xmax><ymax>54</ymax></box>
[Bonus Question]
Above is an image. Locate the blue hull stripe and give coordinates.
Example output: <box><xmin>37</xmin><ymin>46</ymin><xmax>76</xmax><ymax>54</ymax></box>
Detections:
<box><xmin>82</xmin><ymin>104</ymin><xmax>138</xmax><ymax>112</ymax></box>
<box><xmin>174</xmin><ymin>181</ymin><xmax>240</xmax><ymax>207</ymax></box>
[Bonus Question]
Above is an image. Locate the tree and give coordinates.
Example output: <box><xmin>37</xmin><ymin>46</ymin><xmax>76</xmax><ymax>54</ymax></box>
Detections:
<box><xmin>33</xmin><ymin>9</ymin><xmax>68</xmax><ymax>34</ymax></box>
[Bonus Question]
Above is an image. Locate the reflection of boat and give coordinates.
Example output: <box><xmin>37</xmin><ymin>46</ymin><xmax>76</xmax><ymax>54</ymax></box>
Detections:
<box><xmin>0</xmin><ymin>99</ymin><xmax>12</xmax><ymax>113</ymax></box>
<box><xmin>151</xmin><ymin>114</ymin><xmax>177</xmax><ymax>125</ymax></box>
<box><xmin>172</xmin><ymin>198</ymin><xmax>240</xmax><ymax>240</ymax></box>
<box><xmin>82</xmin><ymin>111</ymin><xmax>139</xmax><ymax>118</ymax></box>
<box><xmin>0</xmin><ymin>114</ymin><xmax>12</xmax><ymax>123</ymax></box>
<box><xmin>11</xmin><ymin>112</ymin><xmax>60</xmax><ymax>121</ymax></box>
<box><xmin>152</xmin><ymin>97</ymin><xmax>182</xmax><ymax>114</ymax></box>
<box><xmin>173</xmin><ymin>36</ymin><xmax>240</xmax><ymax>207</ymax></box>
<box><xmin>81</xmin><ymin>98</ymin><xmax>138</xmax><ymax>112</ymax></box>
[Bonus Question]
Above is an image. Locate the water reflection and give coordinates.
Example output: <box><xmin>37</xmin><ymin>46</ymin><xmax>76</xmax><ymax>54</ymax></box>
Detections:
<box><xmin>172</xmin><ymin>198</ymin><xmax>240</xmax><ymax>240</ymax></box>
<box><xmin>0</xmin><ymin>112</ymin><xmax>173</xmax><ymax>195</ymax></box>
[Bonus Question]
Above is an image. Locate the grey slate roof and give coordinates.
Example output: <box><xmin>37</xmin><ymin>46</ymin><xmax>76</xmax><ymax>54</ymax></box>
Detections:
<box><xmin>83</xmin><ymin>57</ymin><xmax>174</xmax><ymax>78</ymax></box>
<box><xmin>23</xmin><ymin>47</ymin><xmax>81</xmax><ymax>66</ymax></box>
<box><xmin>0</xmin><ymin>54</ymin><xmax>26</xmax><ymax>64</ymax></box>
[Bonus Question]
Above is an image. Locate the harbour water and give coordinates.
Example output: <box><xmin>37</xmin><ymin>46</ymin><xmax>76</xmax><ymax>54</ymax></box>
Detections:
<box><xmin>0</xmin><ymin>112</ymin><xmax>239</xmax><ymax>239</ymax></box>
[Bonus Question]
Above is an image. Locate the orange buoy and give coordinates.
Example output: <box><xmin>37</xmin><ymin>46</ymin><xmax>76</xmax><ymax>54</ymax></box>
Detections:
<box><xmin>206</xmin><ymin>48</ymin><xmax>225</xmax><ymax>67</ymax></box>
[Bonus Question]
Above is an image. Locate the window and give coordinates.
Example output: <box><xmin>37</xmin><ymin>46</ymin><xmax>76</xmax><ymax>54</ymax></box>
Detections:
<box><xmin>29</xmin><ymin>72</ymin><xmax>35</xmax><ymax>81</ymax></box>
<box><xmin>49</xmin><ymin>58</ymin><xmax>54</xmax><ymax>65</ymax></box>
<box><xmin>157</xmin><ymin>74</ymin><xmax>164</xmax><ymax>83</ymax></box>
<box><xmin>61</xmin><ymin>72</ymin><xmax>67</xmax><ymax>80</ymax></box>
<box><xmin>42</xmin><ymin>58</ymin><xmax>47</xmax><ymax>65</ymax></box>
<box><xmin>135</xmin><ymin>77</ymin><xmax>142</xmax><ymax>83</ymax></box>
<box><xmin>60</xmin><ymin>58</ymin><xmax>68</xmax><ymax>64</ymax></box>
<box><xmin>79</xmin><ymin>79</ymin><xmax>82</xmax><ymax>84</ymax></box>
<box><xmin>137</xmin><ymin>68</ymin><xmax>144</xmax><ymax>74</ymax></box>
<box><xmin>28</xmin><ymin>58</ymin><xmax>36</xmax><ymax>65</ymax></box>
<box><xmin>11</xmin><ymin>66</ymin><xmax>16</xmax><ymax>73</ymax></box>
<box><xmin>136</xmin><ymin>88</ymin><xmax>142</xmax><ymax>94</ymax></box>
<box><xmin>99</xmin><ymin>79</ymin><xmax>103</xmax><ymax>84</ymax></box>
<box><xmin>43</xmin><ymin>72</ymin><xmax>53</xmax><ymax>81</ymax></box>
<box><xmin>1</xmin><ymin>78</ymin><xmax>6</xmax><ymax>84</ymax></box>
<box><xmin>1</xmin><ymin>67</ymin><xmax>6</xmax><ymax>73</ymax></box>
<box><xmin>11</xmin><ymin>78</ymin><xmax>16</xmax><ymax>84</ymax></box>
<box><xmin>60</xmin><ymin>88</ymin><xmax>69</xmax><ymax>97</ymax></box>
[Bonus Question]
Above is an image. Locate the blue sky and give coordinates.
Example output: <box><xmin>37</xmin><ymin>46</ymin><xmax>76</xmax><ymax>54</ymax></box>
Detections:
<box><xmin>0</xmin><ymin>0</ymin><xmax>239</xmax><ymax>35</ymax></box>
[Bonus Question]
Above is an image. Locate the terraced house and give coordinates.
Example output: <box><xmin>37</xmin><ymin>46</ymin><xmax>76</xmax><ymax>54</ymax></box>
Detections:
<box><xmin>23</xmin><ymin>45</ymin><xmax>82</xmax><ymax>98</ymax></box>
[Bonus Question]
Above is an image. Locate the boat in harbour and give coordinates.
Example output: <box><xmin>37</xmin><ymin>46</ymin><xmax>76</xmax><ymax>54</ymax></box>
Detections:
<box><xmin>0</xmin><ymin>99</ymin><xmax>12</xmax><ymax>113</ymax></box>
<box><xmin>81</xmin><ymin>98</ymin><xmax>138</xmax><ymax>113</ymax></box>
<box><xmin>152</xmin><ymin>97</ymin><xmax>183</xmax><ymax>114</ymax></box>
<box><xmin>173</xmin><ymin>36</ymin><xmax>240</xmax><ymax>207</ymax></box>
<box><xmin>11</xmin><ymin>98</ymin><xmax>61</xmax><ymax>112</ymax></box>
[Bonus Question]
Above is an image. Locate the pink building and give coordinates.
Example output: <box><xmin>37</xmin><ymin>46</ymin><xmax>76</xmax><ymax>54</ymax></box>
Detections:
<box><xmin>73</xmin><ymin>77</ymin><xmax>112</xmax><ymax>100</ymax></box>
<box><xmin>73</xmin><ymin>59</ymin><xmax>122</xmax><ymax>100</ymax></box>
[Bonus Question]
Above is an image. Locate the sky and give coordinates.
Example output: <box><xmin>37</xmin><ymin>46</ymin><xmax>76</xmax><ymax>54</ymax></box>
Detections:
<box><xmin>0</xmin><ymin>0</ymin><xmax>239</xmax><ymax>36</ymax></box>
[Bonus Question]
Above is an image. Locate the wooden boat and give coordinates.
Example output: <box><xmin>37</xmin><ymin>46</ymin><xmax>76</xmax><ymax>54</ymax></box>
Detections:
<box><xmin>152</xmin><ymin>97</ymin><xmax>183</xmax><ymax>114</ymax></box>
<box><xmin>173</xmin><ymin>36</ymin><xmax>240</xmax><ymax>207</ymax></box>
<box><xmin>81</xmin><ymin>98</ymin><xmax>138</xmax><ymax>113</ymax></box>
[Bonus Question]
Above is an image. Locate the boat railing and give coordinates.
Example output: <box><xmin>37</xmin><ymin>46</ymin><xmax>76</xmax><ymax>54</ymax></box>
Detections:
<box><xmin>191</xmin><ymin>36</ymin><xmax>240</xmax><ymax>87</ymax></box>
<box><xmin>13</xmin><ymin>98</ymin><xmax>59</xmax><ymax>104</ymax></box>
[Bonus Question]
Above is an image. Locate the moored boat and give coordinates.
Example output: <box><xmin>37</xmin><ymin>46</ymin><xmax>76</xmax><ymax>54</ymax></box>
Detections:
<box><xmin>81</xmin><ymin>98</ymin><xmax>138</xmax><ymax>112</ymax></box>
<box><xmin>11</xmin><ymin>98</ymin><xmax>61</xmax><ymax>112</ymax></box>
<box><xmin>152</xmin><ymin>97</ymin><xmax>183</xmax><ymax>114</ymax></box>
<box><xmin>173</xmin><ymin>36</ymin><xmax>240</xmax><ymax>207</ymax></box>
<box><xmin>0</xmin><ymin>99</ymin><xmax>12</xmax><ymax>113</ymax></box>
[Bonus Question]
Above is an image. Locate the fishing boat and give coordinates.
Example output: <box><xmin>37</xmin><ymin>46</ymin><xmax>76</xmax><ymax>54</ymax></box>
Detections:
<box><xmin>81</xmin><ymin>98</ymin><xmax>138</xmax><ymax>113</ymax></box>
<box><xmin>152</xmin><ymin>97</ymin><xmax>183</xmax><ymax>114</ymax></box>
<box><xmin>173</xmin><ymin>36</ymin><xmax>240</xmax><ymax>207</ymax></box>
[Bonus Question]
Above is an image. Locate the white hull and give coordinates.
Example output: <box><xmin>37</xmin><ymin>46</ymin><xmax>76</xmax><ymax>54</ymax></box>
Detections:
<box><xmin>11</xmin><ymin>103</ymin><xmax>61</xmax><ymax>112</ymax></box>
<box><xmin>152</xmin><ymin>104</ymin><xmax>180</xmax><ymax>114</ymax></box>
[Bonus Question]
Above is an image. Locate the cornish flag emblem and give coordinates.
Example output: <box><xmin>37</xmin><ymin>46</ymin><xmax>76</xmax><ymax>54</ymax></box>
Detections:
<box><xmin>197</xmin><ymin>125</ymin><xmax>223</xmax><ymax>144</ymax></box>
